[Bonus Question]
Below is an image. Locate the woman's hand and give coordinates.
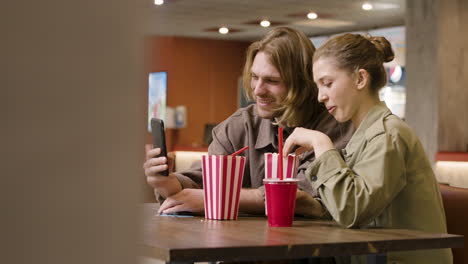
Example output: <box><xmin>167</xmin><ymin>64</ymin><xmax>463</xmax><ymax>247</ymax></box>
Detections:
<box><xmin>283</xmin><ymin>128</ymin><xmax>334</xmax><ymax>158</ymax></box>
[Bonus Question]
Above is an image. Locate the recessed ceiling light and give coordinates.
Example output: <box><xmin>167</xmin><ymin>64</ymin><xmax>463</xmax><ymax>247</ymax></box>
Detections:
<box><xmin>154</xmin><ymin>0</ymin><xmax>164</xmax><ymax>5</ymax></box>
<box><xmin>307</xmin><ymin>12</ymin><xmax>318</xmax><ymax>20</ymax></box>
<box><xmin>362</xmin><ymin>2</ymin><xmax>373</xmax><ymax>10</ymax></box>
<box><xmin>219</xmin><ymin>27</ymin><xmax>229</xmax><ymax>34</ymax></box>
<box><xmin>260</xmin><ymin>20</ymin><xmax>271</xmax><ymax>27</ymax></box>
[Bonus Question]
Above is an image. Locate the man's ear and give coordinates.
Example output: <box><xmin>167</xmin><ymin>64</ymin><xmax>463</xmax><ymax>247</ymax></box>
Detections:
<box><xmin>356</xmin><ymin>69</ymin><xmax>370</xmax><ymax>90</ymax></box>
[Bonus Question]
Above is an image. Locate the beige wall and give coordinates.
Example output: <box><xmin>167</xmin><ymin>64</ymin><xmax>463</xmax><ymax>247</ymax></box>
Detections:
<box><xmin>406</xmin><ymin>0</ymin><xmax>468</xmax><ymax>162</ymax></box>
<box><xmin>4</xmin><ymin>1</ymin><xmax>142</xmax><ymax>264</ymax></box>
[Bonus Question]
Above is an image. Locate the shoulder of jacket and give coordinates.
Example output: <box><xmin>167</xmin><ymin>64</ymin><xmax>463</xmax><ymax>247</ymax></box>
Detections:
<box><xmin>365</xmin><ymin>114</ymin><xmax>413</xmax><ymax>143</ymax></box>
<box><xmin>383</xmin><ymin>115</ymin><xmax>416</xmax><ymax>143</ymax></box>
<box><xmin>214</xmin><ymin>104</ymin><xmax>259</xmax><ymax>131</ymax></box>
<box><xmin>364</xmin><ymin>118</ymin><xmax>386</xmax><ymax>142</ymax></box>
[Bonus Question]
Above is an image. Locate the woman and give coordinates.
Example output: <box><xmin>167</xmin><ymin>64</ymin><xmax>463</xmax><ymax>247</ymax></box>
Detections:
<box><xmin>283</xmin><ymin>33</ymin><xmax>452</xmax><ymax>263</ymax></box>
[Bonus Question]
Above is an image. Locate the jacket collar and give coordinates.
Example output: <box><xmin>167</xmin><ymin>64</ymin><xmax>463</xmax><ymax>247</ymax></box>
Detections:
<box><xmin>255</xmin><ymin>118</ymin><xmax>276</xmax><ymax>150</ymax></box>
<box><xmin>254</xmin><ymin>113</ymin><xmax>295</xmax><ymax>150</ymax></box>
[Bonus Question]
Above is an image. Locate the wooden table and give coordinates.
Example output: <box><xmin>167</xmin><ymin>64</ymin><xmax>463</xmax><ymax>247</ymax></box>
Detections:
<box><xmin>139</xmin><ymin>204</ymin><xmax>463</xmax><ymax>264</ymax></box>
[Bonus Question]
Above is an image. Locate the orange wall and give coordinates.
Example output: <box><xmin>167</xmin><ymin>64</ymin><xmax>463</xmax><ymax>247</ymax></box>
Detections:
<box><xmin>145</xmin><ymin>36</ymin><xmax>250</xmax><ymax>150</ymax></box>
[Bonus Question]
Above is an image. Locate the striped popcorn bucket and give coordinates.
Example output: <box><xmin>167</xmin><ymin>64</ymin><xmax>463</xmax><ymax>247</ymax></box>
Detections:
<box><xmin>201</xmin><ymin>155</ymin><xmax>246</xmax><ymax>220</ymax></box>
<box><xmin>264</xmin><ymin>153</ymin><xmax>298</xmax><ymax>180</ymax></box>
<box><xmin>264</xmin><ymin>153</ymin><xmax>298</xmax><ymax>216</ymax></box>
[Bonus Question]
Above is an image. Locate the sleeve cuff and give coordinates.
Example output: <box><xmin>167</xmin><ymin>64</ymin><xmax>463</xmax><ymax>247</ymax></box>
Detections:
<box><xmin>258</xmin><ymin>185</ymin><xmax>266</xmax><ymax>202</ymax></box>
<box><xmin>155</xmin><ymin>172</ymin><xmax>202</xmax><ymax>204</ymax></box>
<box><xmin>173</xmin><ymin>172</ymin><xmax>202</xmax><ymax>190</ymax></box>
<box><xmin>315</xmin><ymin>197</ymin><xmax>333</xmax><ymax>220</ymax></box>
<box><xmin>306</xmin><ymin>149</ymin><xmax>347</xmax><ymax>188</ymax></box>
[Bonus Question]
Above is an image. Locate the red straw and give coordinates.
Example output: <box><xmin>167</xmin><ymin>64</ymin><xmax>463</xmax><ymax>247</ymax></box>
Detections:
<box><xmin>231</xmin><ymin>146</ymin><xmax>249</xmax><ymax>156</ymax></box>
<box><xmin>278</xmin><ymin>127</ymin><xmax>283</xmax><ymax>180</ymax></box>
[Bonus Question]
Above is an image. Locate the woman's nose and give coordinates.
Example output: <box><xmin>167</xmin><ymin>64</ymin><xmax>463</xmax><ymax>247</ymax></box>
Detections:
<box><xmin>318</xmin><ymin>89</ymin><xmax>327</xmax><ymax>103</ymax></box>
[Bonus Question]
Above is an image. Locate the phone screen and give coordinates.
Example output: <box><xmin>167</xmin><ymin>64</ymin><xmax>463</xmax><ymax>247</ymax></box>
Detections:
<box><xmin>150</xmin><ymin>118</ymin><xmax>169</xmax><ymax>176</ymax></box>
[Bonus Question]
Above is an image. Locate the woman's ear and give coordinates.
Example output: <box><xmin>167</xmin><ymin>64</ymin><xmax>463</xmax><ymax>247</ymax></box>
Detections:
<box><xmin>356</xmin><ymin>69</ymin><xmax>370</xmax><ymax>90</ymax></box>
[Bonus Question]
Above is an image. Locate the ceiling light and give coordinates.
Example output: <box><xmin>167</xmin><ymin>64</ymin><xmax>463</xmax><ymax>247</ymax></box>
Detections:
<box><xmin>260</xmin><ymin>20</ymin><xmax>271</xmax><ymax>27</ymax></box>
<box><xmin>218</xmin><ymin>27</ymin><xmax>229</xmax><ymax>34</ymax></box>
<box><xmin>307</xmin><ymin>12</ymin><xmax>318</xmax><ymax>20</ymax></box>
<box><xmin>362</xmin><ymin>2</ymin><xmax>373</xmax><ymax>10</ymax></box>
<box><xmin>154</xmin><ymin>0</ymin><xmax>164</xmax><ymax>5</ymax></box>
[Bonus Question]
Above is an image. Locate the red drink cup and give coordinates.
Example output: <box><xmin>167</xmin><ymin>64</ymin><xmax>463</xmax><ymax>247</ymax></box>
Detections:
<box><xmin>263</xmin><ymin>178</ymin><xmax>298</xmax><ymax>227</ymax></box>
<box><xmin>201</xmin><ymin>155</ymin><xmax>246</xmax><ymax>220</ymax></box>
<box><xmin>264</xmin><ymin>153</ymin><xmax>298</xmax><ymax>216</ymax></box>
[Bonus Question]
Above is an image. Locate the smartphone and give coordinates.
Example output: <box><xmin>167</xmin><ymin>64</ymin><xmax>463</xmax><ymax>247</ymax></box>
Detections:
<box><xmin>150</xmin><ymin>118</ymin><xmax>169</xmax><ymax>176</ymax></box>
<box><xmin>160</xmin><ymin>211</ymin><xmax>194</xmax><ymax>217</ymax></box>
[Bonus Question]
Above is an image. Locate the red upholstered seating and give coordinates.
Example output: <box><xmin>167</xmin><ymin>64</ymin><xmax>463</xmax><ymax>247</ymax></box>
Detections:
<box><xmin>439</xmin><ymin>183</ymin><xmax>468</xmax><ymax>264</ymax></box>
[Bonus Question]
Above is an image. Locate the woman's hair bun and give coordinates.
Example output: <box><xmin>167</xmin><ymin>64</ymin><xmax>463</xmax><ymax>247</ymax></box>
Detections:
<box><xmin>369</xmin><ymin>36</ymin><xmax>395</xmax><ymax>63</ymax></box>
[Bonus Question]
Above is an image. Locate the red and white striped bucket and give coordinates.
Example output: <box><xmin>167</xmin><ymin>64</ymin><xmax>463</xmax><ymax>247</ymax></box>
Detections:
<box><xmin>264</xmin><ymin>153</ymin><xmax>298</xmax><ymax>180</ymax></box>
<box><xmin>201</xmin><ymin>155</ymin><xmax>246</xmax><ymax>220</ymax></box>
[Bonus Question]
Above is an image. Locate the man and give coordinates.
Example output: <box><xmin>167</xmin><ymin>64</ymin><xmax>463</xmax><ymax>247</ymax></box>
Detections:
<box><xmin>144</xmin><ymin>27</ymin><xmax>353</xmax><ymax>216</ymax></box>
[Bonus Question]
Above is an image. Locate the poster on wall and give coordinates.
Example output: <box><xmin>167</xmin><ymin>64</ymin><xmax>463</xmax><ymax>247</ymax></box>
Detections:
<box><xmin>148</xmin><ymin>72</ymin><xmax>167</xmax><ymax>132</ymax></box>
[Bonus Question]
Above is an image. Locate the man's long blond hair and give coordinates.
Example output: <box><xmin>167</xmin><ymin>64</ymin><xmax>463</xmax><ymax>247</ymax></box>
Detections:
<box><xmin>242</xmin><ymin>27</ymin><xmax>322</xmax><ymax>127</ymax></box>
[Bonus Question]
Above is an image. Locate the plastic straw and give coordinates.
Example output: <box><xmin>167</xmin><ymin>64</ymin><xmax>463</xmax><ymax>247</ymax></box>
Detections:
<box><xmin>278</xmin><ymin>127</ymin><xmax>283</xmax><ymax>180</ymax></box>
<box><xmin>231</xmin><ymin>146</ymin><xmax>249</xmax><ymax>156</ymax></box>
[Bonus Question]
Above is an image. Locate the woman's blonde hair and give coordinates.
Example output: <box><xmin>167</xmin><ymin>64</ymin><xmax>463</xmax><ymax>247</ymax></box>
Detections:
<box><xmin>313</xmin><ymin>33</ymin><xmax>395</xmax><ymax>93</ymax></box>
<box><xmin>242</xmin><ymin>27</ymin><xmax>321</xmax><ymax>127</ymax></box>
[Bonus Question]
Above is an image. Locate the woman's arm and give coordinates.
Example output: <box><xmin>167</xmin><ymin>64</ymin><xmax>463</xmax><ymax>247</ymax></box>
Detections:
<box><xmin>282</xmin><ymin>127</ymin><xmax>335</xmax><ymax>158</ymax></box>
<box><xmin>308</xmin><ymin>133</ymin><xmax>407</xmax><ymax>228</ymax></box>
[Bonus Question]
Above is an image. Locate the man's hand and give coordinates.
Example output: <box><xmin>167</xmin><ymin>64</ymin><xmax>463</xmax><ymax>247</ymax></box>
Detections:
<box><xmin>158</xmin><ymin>189</ymin><xmax>205</xmax><ymax>215</ymax></box>
<box><xmin>295</xmin><ymin>190</ymin><xmax>326</xmax><ymax>218</ymax></box>
<box><xmin>144</xmin><ymin>144</ymin><xmax>174</xmax><ymax>176</ymax></box>
<box><xmin>238</xmin><ymin>188</ymin><xmax>266</xmax><ymax>215</ymax></box>
<box><xmin>144</xmin><ymin>144</ymin><xmax>181</xmax><ymax>198</ymax></box>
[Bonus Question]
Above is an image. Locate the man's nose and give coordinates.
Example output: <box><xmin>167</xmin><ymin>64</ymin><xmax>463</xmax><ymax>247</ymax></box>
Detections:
<box><xmin>253</xmin><ymin>79</ymin><xmax>266</xmax><ymax>96</ymax></box>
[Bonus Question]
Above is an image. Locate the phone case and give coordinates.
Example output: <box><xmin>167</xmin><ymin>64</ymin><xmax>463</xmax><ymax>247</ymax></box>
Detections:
<box><xmin>151</xmin><ymin>118</ymin><xmax>169</xmax><ymax>176</ymax></box>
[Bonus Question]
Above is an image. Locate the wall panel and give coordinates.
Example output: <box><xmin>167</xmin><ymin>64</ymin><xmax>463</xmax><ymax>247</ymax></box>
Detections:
<box><xmin>145</xmin><ymin>36</ymin><xmax>250</xmax><ymax>149</ymax></box>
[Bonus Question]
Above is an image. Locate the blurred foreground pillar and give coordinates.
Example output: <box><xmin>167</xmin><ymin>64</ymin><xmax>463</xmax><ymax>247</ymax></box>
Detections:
<box><xmin>4</xmin><ymin>1</ymin><xmax>143</xmax><ymax>264</ymax></box>
<box><xmin>406</xmin><ymin>0</ymin><xmax>468</xmax><ymax>162</ymax></box>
